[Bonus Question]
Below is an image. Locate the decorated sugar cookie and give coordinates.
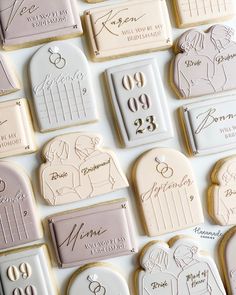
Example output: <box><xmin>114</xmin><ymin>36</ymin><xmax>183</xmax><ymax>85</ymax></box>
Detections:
<box><xmin>137</xmin><ymin>236</ymin><xmax>226</xmax><ymax>295</ymax></box>
<box><xmin>209</xmin><ymin>156</ymin><xmax>236</xmax><ymax>226</ymax></box>
<box><xmin>220</xmin><ymin>226</ymin><xmax>236</xmax><ymax>295</ymax></box>
<box><xmin>67</xmin><ymin>263</ymin><xmax>130</xmax><ymax>294</ymax></box>
<box><xmin>132</xmin><ymin>148</ymin><xmax>204</xmax><ymax>236</ymax></box>
<box><xmin>40</xmin><ymin>133</ymin><xmax>129</xmax><ymax>205</ymax></box>
<box><xmin>29</xmin><ymin>41</ymin><xmax>98</xmax><ymax>132</ymax></box>
<box><xmin>0</xmin><ymin>53</ymin><xmax>20</xmax><ymax>96</ymax></box>
<box><xmin>0</xmin><ymin>162</ymin><xmax>42</xmax><ymax>250</ymax></box>
<box><xmin>172</xmin><ymin>25</ymin><xmax>236</xmax><ymax>99</ymax></box>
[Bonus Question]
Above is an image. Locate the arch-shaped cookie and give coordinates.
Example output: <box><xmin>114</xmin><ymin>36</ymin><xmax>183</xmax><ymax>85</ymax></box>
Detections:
<box><xmin>39</xmin><ymin>132</ymin><xmax>129</xmax><ymax>205</ymax></box>
<box><xmin>67</xmin><ymin>262</ymin><xmax>130</xmax><ymax>295</ymax></box>
<box><xmin>0</xmin><ymin>161</ymin><xmax>42</xmax><ymax>250</ymax></box>
<box><xmin>29</xmin><ymin>41</ymin><xmax>98</xmax><ymax>132</ymax></box>
<box><xmin>132</xmin><ymin>148</ymin><xmax>204</xmax><ymax>236</ymax></box>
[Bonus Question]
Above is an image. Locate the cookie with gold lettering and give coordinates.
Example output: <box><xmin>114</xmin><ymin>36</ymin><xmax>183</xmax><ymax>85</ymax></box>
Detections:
<box><xmin>84</xmin><ymin>0</ymin><xmax>172</xmax><ymax>61</ymax></box>
<box><xmin>208</xmin><ymin>155</ymin><xmax>236</xmax><ymax>226</ymax></box>
<box><xmin>29</xmin><ymin>41</ymin><xmax>98</xmax><ymax>132</ymax></box>
<box><xmin>132</xmin><ymin>148</ymin><xmax>204</xmax><ymax>236</ymax></box>
<box><xmin>0</xmin><ymin>161</ymin><xmax>42</xmax><ymax>250</ymax></box>
<box><xmin>0</xmin><ymin>0</ymin><xmax>83</xmax><ymax>50</ymax></box>
<box><xmin>0</xmin><ymin>53</ymin><xmax>20</xmax><ymax>96</ymax></box>
<box><xmin>67</xmin><ymin>263</ymin><xmax>130</xmax><ymax>295</ymax></box>
<box><xmin>0</xmin><ymin>99</ymin><xmax>37</xmax><ymax>159</ymax></box>
<box><xmin>0</xmin><ymin>245</ymin><xmax>58</xmax><ymax>295</ymax></box>
<box><xmin>136</xmin><ymin>236</ymin><xmax>226</xmax><ymax>295</ymax></box>
<box><xmin>39</xmin><ymin>133</ymin><xmax>128</xmax><ymax>205</ymax></box>
<box><xmin>174</xmin><ymin>0</ymin><xmax>236</xmax><ymax>28</ymax></box>
<box><xmin>105</xmin><ymin>59</ymin><xmax>173</xmax><ymax>147</ymax></box>
<box><xmin>219</xmin><ymin>226</ymin><xmax>236</xmax><ymax>295</ymax></box>
<box><xmin>171</xmin><ymin>25</ymin><xmax>236</xmax><ymax>99</ymax></box>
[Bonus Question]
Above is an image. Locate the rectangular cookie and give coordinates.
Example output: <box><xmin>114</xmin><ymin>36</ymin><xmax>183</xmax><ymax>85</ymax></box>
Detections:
<box><xmin>105</xmin><ymin>59</ymin><xmax>173</xmax><ymax>147</ymax></box>
<box><xmin>84</xmin><ymin>0</ymin><xmax>172</xmax><ymax>61</ymax></box>
<box><xmin>180</xmin><ymin>97</ymin><xmax>236</xmax><ymax>156</ymax></box>
<box><xmin>47</xmin><ymin>198</ymin><xmax>137</xmax><ymax>268</ymax></box>
<box><xmin>174</xmin><ymin>0</ymin><xmax>236</xmax><ymax>28</ymax></box>
<box><xmin>0</xmin><ymin>0</ymin><xmax>83</xmax><ymax>50</ymax></box>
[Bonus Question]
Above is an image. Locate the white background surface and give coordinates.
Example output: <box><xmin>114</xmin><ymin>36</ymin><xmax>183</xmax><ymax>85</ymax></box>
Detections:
<box><xmin>1</xmin><ymin>0</ymin><xmax>236</xmax><ymax>294</ymax></box>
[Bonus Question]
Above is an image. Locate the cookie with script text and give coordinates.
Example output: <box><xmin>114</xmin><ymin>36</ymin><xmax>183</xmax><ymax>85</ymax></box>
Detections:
<box><xmin>208</xmin><ymin>155</ymin><xmax>236</xmax><ymax>226</ymax></box>
<box><xmin>171</xmin><ymin>25</ymin><xmax>236</xmax><ymax>99</ymax></box>
<box><xmin>67</xmin><ymin>262</ymin><xmax>130</xmax><ymax>295</ymax></box>
<box><xmin>136</xmin><ymin>236</ymin><xmax>226</xmax><ymax>295</ymax></box>
<box><xmin>39</xmin><ymin>133</ymin><xmax>129</xmax><ymax>205</ymax></box>
<box><xmin>132</xmin><ymin>148</ymin><xmax>204</xmax><ymax>236</ymax></box>
<box><xmin>174</xmin><ymin>0</ymin><xmax>236</xmax><ymax>28</ymax></box>
<box><xmin>29</xmin><ymin>41</ymin><xmax>98</xmax><ymax>132</ymax></box>
<box><xmin>219</xmin><ymin>226</ymin><xmax>236</xmax><ymax>295</ymax></box>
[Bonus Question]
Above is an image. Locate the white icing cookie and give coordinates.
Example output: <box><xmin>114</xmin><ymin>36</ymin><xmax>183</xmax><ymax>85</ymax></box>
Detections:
<box><xmin>29</xmin><ymin>41</ymin><xmax>98</xmax><ymax>132</ymax></box>
<box><xmin>67</xmin><ymin>263</ymin><xmax>130</xmax><ymax>295</ymax></box>
<box><xmin>0</xmin><ymin>53</ymin><xmax>20</xmax><ymax>96</ymax></box>
<box><xmin>40</xmin><ymin>133</ymin><xmax>129</xmax><ymax>205</ymax></box>
<box><xmin>209</xmin><ymin>156</ymin><xmax>236</xmax><ymax>226</ymax></box>
<box><xmin>220</xmin><ymin>226</ymin><xmax>236</xmax><ymax>295</ymax></box>
<box><xmin>172</xmin><ymin>25</ymin><xmax>236</xmax><ymax>99</ymax></box>
<box><xmin>174</xmin><ymin>0</ymin><xmax>236</xmax><ymax>28</ymax></box>
<box><xmin>137</xmin><ymin>237</ymin><xmax>226</xmax><ymax>295</ymax></box>
<box><xmin>132</xmin><ymin>148</ymin><xmax>204</xmax><ymax>236</ymax></box>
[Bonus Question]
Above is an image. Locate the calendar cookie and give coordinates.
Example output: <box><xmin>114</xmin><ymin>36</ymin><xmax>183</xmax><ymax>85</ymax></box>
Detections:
<box><xmin>132</xmin><ymin>148</ymin><xmax>204</xmax><ymax>236</ymax></box>
<box><xmin>67</xmin><ymin>263</ymin><xmax>130</xmax><ymax>294</ymax></box>
<box><xmin>105</xmin><ymin>59</ymin><xmax>173</xmax><ymax>147</ymax></box>
<box><xmin>29</xmin><ymin>41</ymin><xmax>98</xmax><ymax>132</ymax></box>
<box><xmin>174</xmin><ymin>0</ymin><xmax>236</xmax><ymax>28</ymax></box>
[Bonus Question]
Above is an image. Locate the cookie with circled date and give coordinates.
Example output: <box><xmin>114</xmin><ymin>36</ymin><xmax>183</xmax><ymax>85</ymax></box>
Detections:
<box><xmin>208</xmin><ymin>155</ymin><xmax>236</xmax><ymax>226</ymax></box>
<box><xmin>39</xmin><ymin>132</ymin><xmax>129</xmax><ymax>205</ymax></box>
<box><xmin>174</xmin><ymin>0</ymin><xmax>236</xmax><ymax>28</ymax></box>
<box><xmin>132</xmin><ymin>148</ymin><xmax>204</xmax><ymax>236</ymax></box>
<box><xmin>29</xmin><ymin>41</ymin><xmax>98</xmax><ymax>132</ymax></box>
<box><xmin>67</xmin><ymin>262</ymin><xmax>130</xmax><ymax>295</ymax></box>
<box><xmin>171</xmin><ymin>25</ymin><xmax>236</xmax><ymax>99</ymax></box>
<box><xmin>136</xmin><ymin>236</ymin><xmax>226</xmax><ymax>295</ymax></box>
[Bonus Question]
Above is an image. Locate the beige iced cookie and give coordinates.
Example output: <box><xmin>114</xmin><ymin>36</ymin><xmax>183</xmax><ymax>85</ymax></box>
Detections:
<box><xmin>208</xmin><ymin>156</ymin><xmax>236</xmax><ymax>226</ymax></box>
<box><xmin>136</xmin><ymin>236</ymin><xmax>226</xmax><ymax>295</ymax></box>
<box><xmin>219</xmin><ymin>226</ymin><xmax>236</xmax><ymax>295</ymax></box>
<box><xmin>173</xmin><ymin>0</ymin><xmax>236</xmax><ymax>28</ymax></box>
<box><xmin>0</xmin><ymin>53</ymin><xmax>20</xmax><ymax>96</ymax></box>
<box><xmin>132</xmin><ymin>148</ymin><xmax>204</xmax><ymax>236</ymax></box>
<box><xmin>40</xmin><ymin>133</ymin><xmax>129</xmax><ymax>205</ymax></box>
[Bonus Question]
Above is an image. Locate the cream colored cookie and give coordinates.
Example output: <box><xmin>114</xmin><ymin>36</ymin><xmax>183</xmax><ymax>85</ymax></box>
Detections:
<box><xmin>208</xmin><ymin>156</ymin><xmax>236</xmax><ymax>226</ymax></box>
<box><xmin>67</xmin><ymin>262</ymin><xmax>130</xmax><ymax>294</ymax></box>
<box><xmin>132</xmin><ymin>148</ymin><xmax>204</xmax><ymax>236</ymax></box>
<box><xmin>40</xmin><ymin>133</ymin><xmax>129</xmax><ymax>205</ymax></box>
<box><xmin>136</xmin><ymin>236</ymin><xmax>226</xmax><ymax>295</ymax></box>
<box><xmin>173</xmin><ymin>0</ymin><xmax>236</xmax><ymax>28</ymax></box>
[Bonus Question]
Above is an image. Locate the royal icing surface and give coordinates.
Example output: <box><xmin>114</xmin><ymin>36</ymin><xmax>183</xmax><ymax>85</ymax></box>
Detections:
<box><xmin>209</xmin><ymin>156</ymin><xmax>236</xmax><ymax>226</ymax></box>
<box><xmin>105</xmin><ymin>59</ymin><xmax>173</xmax><ymax>147</ymax></box>
<box><xmin>0</xmin><ymin>245</ymin><xmax>57</xmax><ymax>295</ymax></box>
<box><xmin>174</xmin><ymin>0</ymin><xmax>236</xmax><ymax>28</ymax></box>
<box><xmin>84</xmin><ymin>0</ymin><xmax>172</xmax><ymax>61</ymax></box>
<box><xmin>29</xmin><ymin>41</ymin><xmax>98</xmax><ymax>132</ymax></box>
<box><xmin>137</xmin><ymin>237</ymin><xmax>226</xmax><ymax>295</ymax></box>
<box><xmin>133</xmin><ymin>148</ymin><xmax>204</xmax><ymax>236</ymax></box>
<box><xmin>0</xmin><ymin>0</ymin><xmax>83</xmax><ymax>50</ymax></box>
<box><xmin>180</xmin><ymin>97</ymin><xmax>236</xmax><ymax>156</ymax></box>
<box><xmin>172</xmin><ymin>25</ymin><xmax>236</xmax><ymax>98</ymax></box>
<box><xmin>48</xmin><ymin>199</ymin><xmax>137</xmax><ymax>268</ymax></box>
<box><xmin>39</xmin><ymin>133</ymin><xmax>128</xmax><ymax>205</ymax></box>
<box><xmin>0</xmin><ymin>99</ymin><xmax>37</xmax><ymax>159</ymax></box>
<box><xmin>0</xmin><ymin>53</ymin><xmax>20</xmax><ymax>96</ymax></box>
<box><xmin>0</xmin><ymin>162</ymin><xmax>42</xmax><ymax>250</ymax></box>
<box><xmin>68</xmin><ymin>263</ymin><xmax>130</xmax><ymax>295</ymax></box>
